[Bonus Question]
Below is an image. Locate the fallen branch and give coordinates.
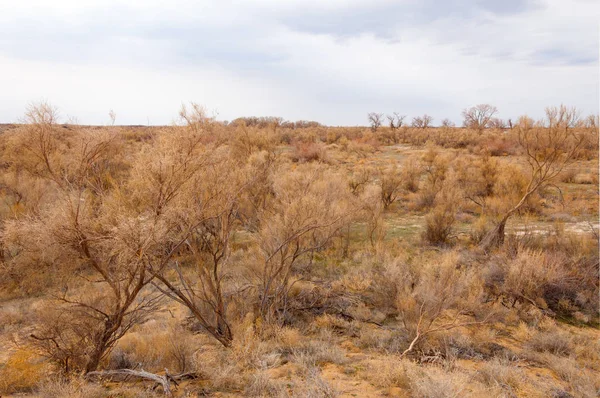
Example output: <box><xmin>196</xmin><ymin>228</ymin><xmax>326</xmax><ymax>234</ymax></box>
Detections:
<box><xmin>400</xmin><ymin>309</ymin><xmax>493</xmax><ymax>358</ymax></box>
<box><xmin>86</xmin><ymin>368</ymin><xmax>197</xmax><ymax>396</ymax></box>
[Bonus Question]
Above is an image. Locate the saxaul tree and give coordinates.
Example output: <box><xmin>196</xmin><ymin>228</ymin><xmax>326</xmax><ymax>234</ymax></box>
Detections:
<box><xmin>462</xmin><ymin>104</ymin><xmax>498</xmax><ymax>132</ymax></box>
<box><xmin>388</xmin><ymin>252</ymin><xmax>491</xmax><ymax>357</ymax></box>
<box><xmin>150</xmin><ymin>149</ymin><xmax>271</xmax><ymax>347</ymax></box>
<box><xmin>253</xmin><ymin>165</ymin><xmax>356</xmax><ymax>324</ymax></box>
<box><xmin>2</xmin><ymin>103</ymin><xmax>157</xmax><ymax>373</ymax></box>
<box><xmin>440</xmin><ymin>118</ymin><xmax>455</xmax><ymax>128</ymax></box>
<box><xmin>387</xmin><ymin>113</ymin><xmax>406</xmax><ymax>130</ymax></box>
<box><xmin>125</xmin><ymin>105</ymin><xmax>257</xmax><ymax>349</ymax></box>
<box><xmin>480</xmin><ymin>105</ymin><xmax>585</xmax><ymax>251</ymax></box>
<box><xmin>1</xmin><ymin>103</ymin><xmax>223</xmax><ymax>373</ymax></box>
<box><xmin>368</xmin><ymin>112</ymin><xmax>384</xmax><ymax>132</ymax></box>
<box><xmin>411</xmin><ymin>114</ymin><xmax>433</xmax><ymax>129</ymax></box>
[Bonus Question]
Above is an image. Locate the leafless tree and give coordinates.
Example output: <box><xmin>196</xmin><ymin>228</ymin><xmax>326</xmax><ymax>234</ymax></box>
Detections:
<box><xmin>3</xmin><ymin>104</ymin><xmax>162</xmax><ymax>373</ymax></box>
<box><xmin>480</xmin><ymin>105</ymin><xmax>585</xmax><ymax>251</ymax></box>
<box><xmin>441</xmin><ymin>118</ymin><xmax>455</xmax><ymax>128</ymax></box>
<box><xmin>151</xmin><ymin>153</ymin><xmax>270</xmax><ymax>347</ymax></box>
<box><xmin>2</xmin><ymin>103</ymin><xmax>229</xmax><ymax>373</ymax></box>
<box><xmin>462</xmin><ymin>104</ymin><xmax>498</xmax><ymax>132</ymax></box>
<box><xmin>368</xmin><ymin>112</ymin><xmax>384</xmax><ymax>132</ymax></box>
<box><xmin>488</xmin><ymin>117</ymin><xmax>506</xmax><ymax>129</ymax></box>
<box><xmin>387</xmin><ymin>113</ymin><xmax>406</xmax><ymax>130</ymax></box>
<box><xmin>584</xmin><ymin>114</ymin><xmax>599</xmax><ymax>131</ymax></box>
<box><xmin>412</xmin><ymin>115</ymin><xmax>433</xmax><ymax>129</ymax></box>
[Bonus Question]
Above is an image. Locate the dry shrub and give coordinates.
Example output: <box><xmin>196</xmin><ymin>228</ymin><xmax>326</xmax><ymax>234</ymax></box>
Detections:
<box><xmin>415</xmin><ymin>145</ymin><xmax>449</xmax><ymax>210</ymax></box>
<box><xmin>358</xmin><ymin>184</ymin><xmax>387</xmax><ymax>249</ymax></box>
<box><xmin>346</xmin><ymin>140</ymin><xmax>377</xmax><ymax>156</ymax></box>
<box><xmin>0</xmin><ymin>347</ymin><xmax>51</xmax><ymax>395</ymax></box>
<box><xmin>230</xmin><ymin>316</ymin><xmax>274</xmax><ymax>370</ymax></box>
<box><xmin>377</xmin><ymin>165</ymin><xmax>403</xmax><ymax>209</ymax></box>
<box><xmin>293</xmin><ymin>367</ymin><xmax>339</xmax><ymax>397</ymax></box>
<box><xmin>482</xmin><ymin>134</ymin><xmax>519</xmax><ymax>156</ymax></box>
<box><xmin>251</xmin><ymin>165</ymin><xmax>356</xmax><ymax>323</ymax></box>
<box><xmin>361</xmin><ymin>356</ymin><xmax>411</xmax><ymax>388</ymax></box>
<box><xmin>188</xmin><ymin>333</ymin><xmax>249</xmax><ymax>392</ymax></box>
<box><xmin>571</xmin><ymin>333</ymin><xmax>600</xmax><ymax>368</ymax></box>
<box><xmin>469</xmin><ymin>215</ymin><xmax>492</xmax><ymax>244</ymax></box>
<box><xmin>198</xmin><ymin>351</ymin><xmax>246</xmax><ymax>392</ymax></box>
<box><xmin>384</xmin><ymin>251</ymin><xmax>486</xmax><ymax>356</ymax></box>
<box><xmin>514</xmin><ymin>226</ymin><xmax>598</xmax><ymax>258</ymax></box>
<box><xmin>110</xmin><ymin>323</ymin><xmax>198</xmax><ymax>373</ymax></box>
<box><xmin>0</xmin><ymin>301</ymin><xmax>30</xmax><ymax>332</ymax></box>
<box><xmin>453</xmin><ymin>154</ymin><xmax>497</xmax><ymax>213</ymax></box>
<box><xmin>290</xmin><ymin>340</ymin><xmax>347</xmax><ymax>368</ymax></box>
<box><xmin>573</xmin><ymin>172</ymin><xmax>596</xmax><ymax>184</ymax></box>
<box><xmin>530</xmin><ymin>354</ymin><xmax>600</xmax><ymax>397</ymax></box>
<box><xmin>558</xmin><ymin>168</ymin><xmax>577</xmax><ymax>183</ymax></box>
<box><xmin>401</xmin><ymin>159</ymin><xmax>421</xmax><ymax>193</ymax></box>
<box><xmin>488</xmin><ymin>248</ymin><xmax>599</xmax><ymax>319</ymax></box>
<box><xmin>121</xmin><ymin>127</ymin><xmax>156</xmax><ymax>143</ymax></box>
<box><xmin>244</xmin><ymin>371</ymin><xmax>288</xmax><ymax>397</ymax></box>
<box><xmin>422</xmin><ymin>204</ymin><xmax>455</xmax><ymax>245</ymax></box>
<box><xmin>358</xmin><ymin>326</ymin><xmax>404</xmax><ymax>353</ymax></box>
<box><xmin>38</xmin><ymin>377</ymin><xmax>163</xmax><ymax>398</ymax></box>
<box><xmin>526</xmin><ymin>327</ymin><xmax>573</xmax><ymax>356</ymax></box>
<box><xmin>378</xmin><ymin>126</ymin><xmax>401</xmax><ymax>144</ymax></box>
<box><xmin>407</xmin><ymin>365</ymin><xmax>489</xmax><ymax>397</ymax></box>
<box><xmin>403</xmin><ymin>127</ymin><xmax>482</xmax><ymax>149</ymax></box>
<box><xmin>230</xmin><ymin>123</ymin><xmax>277</xmax><ymax>159</ymax></box>
<box><xmin>290</xmin><ymin>141</ymin><xmax>328</xmax><ymax>163</ymax></box>
<box><xmin>422</xmin><ymin>184</ymin><xmax>460</xmax><ymax>246</ymax></box>
<box><xmin>37</xmin><ymin>379</ymin><xmax>109</xmax><ymax>398</ymax></box>
<box><xmin>476</xmin><ymin>358</ymin><xmax>528</xmax><ymax>396</ymax></box>
<box><xmin>29</xmin><ymin>301</ymin><xmax>102</xmax><ymax>373</ymax></box>
<box><xmin>2</xmin><ymin>108</ymin><xmax>220</xmax><ymax>373</ymax></box>
<box><xmin>311</xmin><ymin>314</ymin><xmax>356</xmax><ymax>336</ymax></box>
<box><xmin>487</xmin><ymin>163</ymin><xmax>543</xmax><ymax>217</ymax></box>
<box><xmin>348</xmin><ymin>167</ymin><xmax>372</xmax><ymax>195</ymax></box>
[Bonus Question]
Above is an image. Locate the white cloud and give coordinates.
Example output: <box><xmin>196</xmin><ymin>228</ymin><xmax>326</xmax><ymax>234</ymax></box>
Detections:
<box><xmin>0</xmin><ymin>0</ymin><xmax>597</xmax><ymax>125</ymax></box>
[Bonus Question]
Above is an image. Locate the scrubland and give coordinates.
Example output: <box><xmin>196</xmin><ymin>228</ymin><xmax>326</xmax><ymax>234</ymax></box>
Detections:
<box><xmin>0</xmin><ymin>103</ymin><xmax>598</xmax><ymax>397</ymax></box>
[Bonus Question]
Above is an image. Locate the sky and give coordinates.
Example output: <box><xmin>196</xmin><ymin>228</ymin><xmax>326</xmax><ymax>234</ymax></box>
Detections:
<box><xmin>0</xmin><ymin>0</ymin><xmax>598</xmax><ymax>126</ymax></box>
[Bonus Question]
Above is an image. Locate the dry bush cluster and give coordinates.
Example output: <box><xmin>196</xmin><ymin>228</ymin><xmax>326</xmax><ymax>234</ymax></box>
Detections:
<box><xmin>0</xmin><ymin>102</ymin><xmax>598</xmax><ymax>397</ymax></box>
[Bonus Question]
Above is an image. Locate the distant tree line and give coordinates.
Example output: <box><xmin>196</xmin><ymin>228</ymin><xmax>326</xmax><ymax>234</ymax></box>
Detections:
<box><xmin>227</xmin><ymin>116</ymin><xmax>322</xmax><ymax>129</ymax></box>
<box><xmin>368</xmin><ymin>104</ymin><xmax>508</xmax><ymax>132</ymax></box>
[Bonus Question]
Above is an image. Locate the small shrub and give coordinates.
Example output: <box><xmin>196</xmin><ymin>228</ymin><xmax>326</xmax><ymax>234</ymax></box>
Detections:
<box><xmin>37</xmin><ymin>379</ymin><xmax>109</xmax><ymax>398</ymax></box>
<box><xmin>290</xmin><ymin>141</ymin><xmax>328</xmax><ymax>163</ymax></box>
<box><xmin>291</xmin><ymin>340</ymin><xmax>347</xmax><ymax>368</ymax></box>
<box><xmin>422</xmin><ymin>185</ymin><xmax>460</xmax><ymax>246</ymax></box>
<box><xmin>244</xmin><ymin>371</ymin><xmax>288</xmax><ymax>397</ymax></box>
<box><xmin>477</xmin><ymin>358</ymin><xmax>526</xmax><ymax>394</ymax></box>
<box><xmin>423</xmin><ymin>203</ymin><xmax>456</xmax><ymax>246</ymax></box>
<box><xmin>294</xmin><ymin>367</ymin><xmax>339</xmax><ymax>397</ymax></box>
<box><xmin>378</xmin><ymin>165</ymin><xmax>403</xmax><ymax>209</ymax></box>
<box><xmin>361</xmin><ymin>357</ymin><xmax>411</xmax><ymax>388</ymax></box>
<box><xmin>526</xmin><ymin>329</ymin><xmax>573</xmax><ymax>356</ymax></box>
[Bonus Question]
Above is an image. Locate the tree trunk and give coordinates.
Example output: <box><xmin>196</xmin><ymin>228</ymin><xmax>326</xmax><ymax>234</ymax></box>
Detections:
<box><xmin>479</xmin><ymin>184</ymin><xmax>538</xmax><ymax>252</ymax></box>
<box><xmin>85</xmin><ymin>337</ymin><xmax>109</xmax><ymax>374</ymax></box>
<box><xmin>479</xmin><ymin>216</ymin><xmax>508</xmax><ymax>252</ymax></box>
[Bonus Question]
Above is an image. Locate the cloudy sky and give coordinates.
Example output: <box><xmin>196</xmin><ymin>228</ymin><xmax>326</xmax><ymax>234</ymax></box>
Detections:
<box><xmin>0</xmin><ymin>0</ymin><xmax>598</xmax><ymax>125</ymax></box>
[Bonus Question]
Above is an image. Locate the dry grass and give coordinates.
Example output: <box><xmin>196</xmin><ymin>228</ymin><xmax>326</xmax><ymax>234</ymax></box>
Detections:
<box><xmin>0</xmin><ymin>105</ymin><xmax>597</xmax><ymax>396</ymax></box>
<box><xmin>0</xmin><ymin>348</ymin><xmax>51</xmax><ymax>395</ymax></box>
